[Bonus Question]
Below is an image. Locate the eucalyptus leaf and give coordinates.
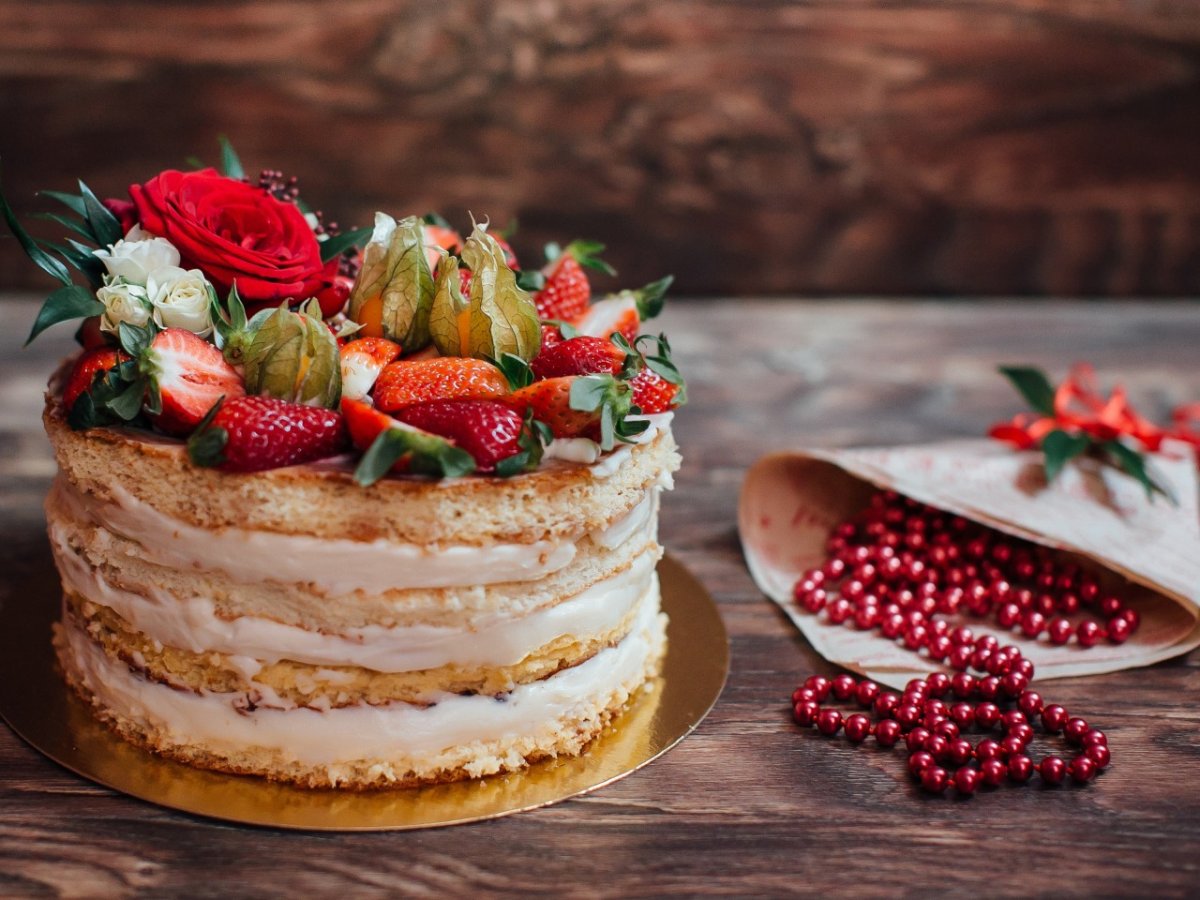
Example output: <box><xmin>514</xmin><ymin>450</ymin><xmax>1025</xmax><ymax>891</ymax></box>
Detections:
<box><xmin>78</xmin><ymin>179</ymin><xmax>124</xmax><ymax>247</ymax></box>
<box><xmin>26</xmin><ymin>285</ymin><xmax>103</xmax><ymax>344</ymax></box>
<box><xmin>1</xmin><ymin>170</ymin><xmax>74</xmax><ymax>287</ymax></box>
<box><xmin>105</xmin><ymin>379</ymin><xmax>147</xmax><ymax>421</ymax></box>
<box><xmin>1103</xmin><ymin>440</ymin><xmax>1177</xmax><ymax>505</ymax></box>
<box><xmin>32</xmin><ymin>211</ymin><xmax>96</xmax><ymax>243</ymax></box>
<box><xmin>999</xmin><ymin>365</ymin><xmax>1056</xmax><ymax>417</ymax></box>
<box><xmin>38</xmin><ymin>190</ymin><xmax>87</xmax><ymax>217</ymax></box>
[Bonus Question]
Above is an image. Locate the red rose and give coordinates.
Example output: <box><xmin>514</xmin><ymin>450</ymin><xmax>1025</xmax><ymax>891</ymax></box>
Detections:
<box><xmin>128</xmin><ymin>168</ymin><xmax>328</xmax><ymax>307</ymax></box>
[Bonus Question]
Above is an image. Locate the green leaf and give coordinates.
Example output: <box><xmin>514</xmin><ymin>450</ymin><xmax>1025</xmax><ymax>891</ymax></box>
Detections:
<box><xmin>184</xmin><ymin>155</ymin><xmax>206</xmax><ymax>170</ymax></box>
<box><xmin>631</xmin><ymin>275</ymin><xmax>673</xmax><ymax>320</ymax></box>
<box><xmin>26</xmin><ymin>285</ymin><xmax>103</xmax><ymax>344</ymax></box>
<box><xmin>38</xmin><ymin>190</ymin><xmax>87</xmax><ymax>217</ymax></box>
<box><xmin>1040</xmin><ymin>428</ymin><xmax>1090</xmax><ymax>483</ymax></box>
<box><xmin>77</xmin><ymin>179</ymin><xmax>124</xmax><ymax>247</ymax></box>
<box><xmin>319</xmin><ymin>225</ymin><xmax>373</xmax><ymax>263</ymax></box>
<box><xmin>218</xmin><ymin>135</ymin><xmax>245</xmax><ymax>180</ymax></box>
<box><xmin>354</xmin><ymin>425</ymin><xmax>475</xmax><ymax>486</ymax></box>
<box><xmin>492</xmin><ymin>352</ymin><xmax>534</xmax><ymax>391</ymax></box>
<box><xmin>117</xmin><ymin>321</ymin><xmax>154</xmax><ymax>357</ymax></box>
<box><xmin>186</xmin><ymin>398</ymin><xmax>229</xmax><ymax>468</ymax></box>
<box><xmin>563</xmin><ymin>239</ymin><xmax>616</xmax><ymax>277</ymax></box>
<box><xmin>515</xmin><ymin>269</ymin><xmax>546</xmax><ymax>292</ymax></box>
<box><xmin>422</xmin><ymin>211</ymin><xmax>453</xmax><ymax>229</ymax></box>
<box><xmin>32</xmin><ymin>211</ymin><xmax>96</xmax><ymax>243</ymax></box>
<box><xmin>105</xmin><ymin>378</ymin><xmax>147</xmax><ymax>421</ymax></box>
<box><xmin>1103</xmin><ymin>440</ymin><xmax>1178</xmax><ymax>505</ymax></box>
<box><xmin>999</xmin><ymin>365</ymin><xmax>1056</xmax><ymax>416</ymax></box>
<box><xmin>494</xmin><ymin>408</ymin><xmax>547</xmax><ymax>477</ymax></box>
<box><xmin>1</xmin><ymin>168</ymin><xmax>74</xmax><ymax>286</ymax></box>
<box><xmin>66</xmin><ymin>390</ymin><xmax>104</xmax><ymax>430</ymax></box>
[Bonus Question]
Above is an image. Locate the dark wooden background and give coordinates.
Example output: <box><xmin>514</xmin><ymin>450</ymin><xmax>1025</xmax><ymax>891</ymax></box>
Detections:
<box><xmin>2</xmin><ymin>0</ymin><xmax>1199</xmax><ymax>297</ymax></box>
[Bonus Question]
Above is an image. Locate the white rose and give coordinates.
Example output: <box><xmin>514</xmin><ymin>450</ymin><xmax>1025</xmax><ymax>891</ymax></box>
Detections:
<box><xmin>94</xmin><ymin>225</ymin><xmax>181</xmax><ymax>285</ymax></box>
<box><xmin>96</xmin><ymin>281</ymin><xmax>152</xmax><ymax>334</ymax></box>
<box><xmin>147</xmin><ymin>267</ymin><xmax>214</xmax><ymax>336</ymax></box>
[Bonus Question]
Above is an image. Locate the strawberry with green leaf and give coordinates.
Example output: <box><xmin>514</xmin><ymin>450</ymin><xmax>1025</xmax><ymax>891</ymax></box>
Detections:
<box><xmin>187</xmin><ymin>396</ymin><xmax>348</xmax><ymax>472</ymax></box>
<box><xmin>397</xmin><ymin>400</ymin><xmax>550</xmax><ymax>475</ymax></box>
<box><xmin>629</xmin><ymin>333</ymin><xmax>686</xmax><ymax>413</ymax></box>
<box><xmin>532</xmin><ymin>240</ymin><xmax>615</xmax><ymax>322</ymax></box>
<box><xmin>342</xmin><ymin>398</ymin><xmax>476</xmax><ymax>484</ymax></box>
<box><xmin>506</xmin><ymin>371</ymin><xmax>646</xmax><ymax>450</ymax></box>
<box><xmin>572</xmin><ymin>276</ymin><xmax>672</xmax><ymax>344</ymax></box>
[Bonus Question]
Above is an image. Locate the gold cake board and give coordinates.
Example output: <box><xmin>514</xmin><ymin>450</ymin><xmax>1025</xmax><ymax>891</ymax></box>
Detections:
<box><xmin>0</xmin><ymin>555</ymin><xmax>728</xmax><ymax>831</ymax></box>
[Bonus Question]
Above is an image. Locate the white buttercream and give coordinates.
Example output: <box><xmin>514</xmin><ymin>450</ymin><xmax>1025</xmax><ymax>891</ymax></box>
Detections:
<box><xmin>51</xmin><ymin>478</ymin><xmax>577</xmax><ymax>593</ymax></box>
<box><xmin>52</xmin><ymin>526</ymin><xmax>658</xmax><ymax>672</ymax></box>
<box><xmin>58</xmin><ymin>578</ymin><xmax>664</xmax><ymax>766</ymax></box>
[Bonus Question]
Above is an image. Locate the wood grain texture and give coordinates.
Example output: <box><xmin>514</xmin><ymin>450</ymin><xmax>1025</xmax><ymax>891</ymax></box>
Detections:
<box><xmin>1</xmin><ymin>296</ymin><xmax>1199</xmax><ymax>897</ymax></box>
<box><xmin>1</xmin><ymin>1</ymin><xmax>1199</xmax><ymax>297</ymax></box>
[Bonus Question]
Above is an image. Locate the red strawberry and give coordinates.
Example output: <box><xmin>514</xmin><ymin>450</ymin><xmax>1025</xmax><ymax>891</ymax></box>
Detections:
<box><xmin>530</xmin><ymin>336</ymin><xmax>627</xmax><ymax>380</ymax></box>
<box><xmin>572</xmin><ymin>276</ymin><xmax>673</xmax><ymax>343</ymax></box>
<box><xmin>397</xmin><ymin>399</ymin><xmax>532</xmax><ymax>473</ymax></box>
<box><xmin>506</xmin><ymin>373</ymin><xmax>640</xmax><ymax>449</ymax></box>
<box><xmin>631</xmin><ymin>369</ymin><xmax>681</xmax><ymax>414</ymax></box>
<box><xmin>533</xmin><ymin>240</ymin><xmax>614</xmax><ymax>321</ymax></box>
<box><xmin>373</xmin><ymin>357</ymin><xmax>509</xmax><ymax>412</ymax></box>
<box><xmin>341</xmin><ymin>398</ymin><xmax>475</xmax><ymax>483</ymax></box>
<box><xmin>539</xmin><ymin>323</ymin><xmax>564</xmax><ymax>350</ymax></box>
<box><xmin>340</xmin><ymin>337</ymin><xmax>402</xmax><ymax>401</ymax></box>
<box><xmin>142</xmin><ymin>329</ymin><xmax>246</xmax><ymax>435</ymax></box>
<box><xmin>62</xmin><ymin>347</ymin><xmax>129</xmax><ymax>412</ymax></box>
<box><xmin>187</xmin><ymin>396</ymin><xmax>348</xmax><ymax>473</ymax></box>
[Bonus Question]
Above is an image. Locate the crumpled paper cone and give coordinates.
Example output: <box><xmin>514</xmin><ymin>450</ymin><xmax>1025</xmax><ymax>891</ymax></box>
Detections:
<box><xmin>739</xmin><ymin>438</ymin><xmax>1200</xmax><ymax>690</ymax></box>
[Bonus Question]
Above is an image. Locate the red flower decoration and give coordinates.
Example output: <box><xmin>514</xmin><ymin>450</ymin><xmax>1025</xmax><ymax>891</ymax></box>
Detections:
<box><xmin>129</xmin><ymin>168</ymin><xmax>328</xmax><ymax>308</ymax></box>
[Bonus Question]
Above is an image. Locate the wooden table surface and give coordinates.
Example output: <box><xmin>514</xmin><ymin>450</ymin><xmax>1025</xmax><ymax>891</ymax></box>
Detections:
<box><xmin>1</xmin><ymin>296</ymin><xmax>1198</xmax><ymax>898</ymax></box>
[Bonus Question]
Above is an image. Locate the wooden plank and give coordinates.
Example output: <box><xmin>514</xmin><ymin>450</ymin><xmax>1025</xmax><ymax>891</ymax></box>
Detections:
<box><xmin>1</xmin><ymin>2</ymin><xmax>1199</xmax><ymax>297</ymax></box>
<box><xmin>2</xmin><ymin>297</ymin><xmax>1200</xmax><ymax>896</ymax></box>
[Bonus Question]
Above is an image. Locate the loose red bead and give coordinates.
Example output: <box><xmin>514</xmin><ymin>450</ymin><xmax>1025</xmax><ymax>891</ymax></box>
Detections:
<box><xmin>793</xmin><ymin>700</ymin><xmax>820</xmax><ymax>726</ymax></box>
<box><xmin>924</xmin><ymin>699</ymin><xmax>949</xmax><ymax>719</ymax></box>
<box><xmin>1099</xmin><ymin>595</ymin><xmax>1123</xmax><ymax>618</ymax></box>
<box><xmin>924</xmin><ymin>734</ymin><xmax>950</xmax><ymax>761</ymax></box>
<box><xmin>905</xmin><ymin>678</ymin><xmax>928</xmax><ymax>695</ymax></box>
<box><xmin>792</xmin><ymin>687</ymin><xmax>819</xmax><ymax>704</ymax></box>
<box><xmin>1085</xmin><ymin>743</ymin><xmax>1111</xmax><ymax>769</ymax></box>
<box><xmin>950</xmin><ymin>702</ymin><xmax>975</xmax><ymax>729</ymax></box>
<box><xmin>1082</xmin><ymin>729</ymin><xmax>1107</xmax><ymax>748</ymax></box>
<box><xmin>1121</xmin><ymin>608</ymin><xmax>1140</xmax><ymax>630</ymax></box>
<box><xmin>980</xmin><ymin>758</ymin><xmax>1008</xmax><ymax>786</ymax></box>
<box><xmin>1007</xmin><ymin>754</ymin><xmax>1034</xmax><ymax>783</ymax></box>
<box><xmin>874</xmin><ymin>692</ymin><xmax>900</xmax><ymax>717</ymax></box>
<box><xmin>975</xmin><ymin>702</ymin><xmax>1002</xmax><ymax>729</ymax></box>
<box><xmin>1039</xmin><ymin>756</ymin><xmax>1066</xmax><ymax>785</ymax></box>
<box><xmin>1008</xmin><ymin>724</ymin><xmax>1035</xmax><ymax>747</ymax></box>
<box><xmin>976</xmin><ymin>739</ymin><xmax>1004</xmax><ymax>761</ymax></box>
<box><xmin>947</xmin><ymin>646</ymin><xmax>972</xmax><ymax>671</ymax></box>
<box><xmin>925</xmin><ymin>673</ymin><xmax>951</xmax><ymax>697</ymax></box>
<box><xmin>1018</xmin><ymin>691</ymin><xmax>1044</xmax><ymax>717</ymax></box>
<box><xmin>816</xmin><ymin>709</ymin><xmax>844</xmax><ymax>735</ymax></box>
<box><xmin>804</xmin><ymin>675</ymin><xmax>832</xmax><ymax>700</ymax></box>
<box><xmin>954</xmin><ymin>766</ymin><xmax>982</xmax><ymax>795</ymax></box>
<box><xmin>934</xmin><ymin>720</ymin><xmax>960</xmax><ymax>742</ymax></box>
<box><xmin>1001</xmin><ymin>709</ymin><xmax>1027</xmax><ymax>730</ymax></box>
<box><xmin>978</xmin><ymin>676</ymin><xmax>1001</xmax><ymax>700</ymax></box>
<box><xmin>1047</xmin><ymin>617</ymin><xmax>1073</xmax><ymax>645</ymax></box>
<box><xmin>832</xmin><ymin>674</ymin><xmax>857</xmax><ymax>701</ymax></box>
<box><xmin>875</xmin><ymin>719</ymin><xmax>903</xmax><ymax>747</ymax></box>
<box><xmin>1064</xmin><ymin>717</ymin><xmax>1090</xmax><ymax>745</ymax></box>
<box><xmin>1000</xmin><ymin>735</ymin><xmax>1026</xmax><ymax>758</ymax></box>
<box><xmin>855</xmin><ymin>680</ymin><xmax>880</xmax><ymax>707</ymax></box>
<box><xmin>1068</xmin><ymin>755</ymin><xmax>1097</xmax><ymax>784</ymax></box>
<box><xmin>906</xmin><ymin>727</ymin><xmax>932</xmax><ymax>753</ymax></box>
<box><xmin>1041</xmin><ymin>704</ymin><xmax>1068</xmax><ymax>732</ymax></box>
<box><xmin>1000</xmin><ymin>671</ymin><xmax>1029</xmax><ymax>698</ymax></box>
<box><xmin>1107</xmin><ymin>617</ymin><xmax>1131</xmax><ymax>644</ymax></box>
<box><xmin>1020</xmin><ymin>611</ymin><xmax>1046</xmax><ymax>638</ymax></box>
<box><xmin>921</xmin><ymin>766</ymin><xmax>950</xmax><ymax>793</ymax></box>
<box><xmin>845</xmin><ymin>713</ymin><xmax>871</xmax><ymax>743</ymax></box>
<box><xmin>1077</xmin><ymin>620</ymin><xmax>1104</xmax><ymax>647</ymax></box>
<box><xmin>895</xmin><ymin>704</ymin><xmax>921</xmax><ymax>729</ymax></box>
<box><xmin>948</xmin><ymin>739</ymin><xmax>974</xmax><ymax>766</ymax></box>
<box><xmin>951</xmin><ymin>673</ymin><xmax>977</xmax><ymax>699</ymax></box>
<box><xmin>908</xmin><ymin>751</ymin><xmax>935</xmax><ymax>777</ymax></box>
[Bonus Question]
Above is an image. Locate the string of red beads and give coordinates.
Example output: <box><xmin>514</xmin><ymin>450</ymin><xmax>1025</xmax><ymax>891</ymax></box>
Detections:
<box><xmin>791</xmin><ymin>490</ymin><xmax>1121</xmax><ymax>796</ymax></box>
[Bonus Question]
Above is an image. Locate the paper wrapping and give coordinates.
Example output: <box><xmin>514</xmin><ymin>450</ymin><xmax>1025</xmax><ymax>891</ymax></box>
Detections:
<box><xmin>739</xmin><ymin>438</ymin><xmax>1200</xmax><ymax>690</ymax></box>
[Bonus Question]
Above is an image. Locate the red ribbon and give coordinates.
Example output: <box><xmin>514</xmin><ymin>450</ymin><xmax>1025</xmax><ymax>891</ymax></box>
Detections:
<box><xmin>989</xmin><ymin>363</ymin><xmax>1171</xmax><ymax>452</ymax></box>
<box><xmin>1169</xmin><ymin>403</ymin><xmax>1200</xmax><ymax>449</ymax></box>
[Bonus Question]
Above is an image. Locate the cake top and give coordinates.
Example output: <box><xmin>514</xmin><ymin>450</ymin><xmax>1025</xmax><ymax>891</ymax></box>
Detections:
<box><xmin>7</xmin><ymin>140</ymin><xmax>684</xmax><ymax>482</ymax></box>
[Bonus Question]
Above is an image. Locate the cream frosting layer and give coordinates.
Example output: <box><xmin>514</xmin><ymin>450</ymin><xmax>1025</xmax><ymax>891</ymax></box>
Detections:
<box><xmin>52</xmin><ymin>528</ymin><xmax>658</xmax><ymax>672</ymax></box>
<box><xmin>48</xmin><ymin>477</ymin><xmax>659</xmax><ymax>595</ymax></box>
<box><xmin>58</xmin><ymin>577</ymin><xmax>665</xmax><ymax>766</ymax></box>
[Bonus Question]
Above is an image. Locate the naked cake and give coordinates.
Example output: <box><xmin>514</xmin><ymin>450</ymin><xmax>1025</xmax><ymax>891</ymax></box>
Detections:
<box><xmin>7</xmin><ymin>147</ymin><xmax>685</xmax><ymax>788</ymax></box>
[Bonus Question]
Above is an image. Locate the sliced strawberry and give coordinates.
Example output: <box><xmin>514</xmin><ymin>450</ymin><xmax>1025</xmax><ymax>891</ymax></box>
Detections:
<box><xmin>340</xmin><ymin>337</ymin><xmax>402</xmax><ymax>401</ymax></box>
<box><xmin>533</xmin><ymin>240</ymin><xmax>615</xmax><ymax>321</ymax></box>
<box><xmin>187</xmin><ymin>396</ymin><xmax>348</xmax><ymax>472</ymax></box>
<box><xmin>341</xmin><ymin>398</ymin><xmax>475</xmax><ymax>484</ymax></box>
<box><xmin>572</xmin><ymin>276</ymin><xmax>673</xmax><ymax>343</ymax></box>
<box><xmin>506</xmin><ymin>373</ymin><xmax>645</xmax><ymax>449</ymax></box>
<box><xmin>397</xmin><ymin>399</ymin><xmax>538</xmax><ymax>474</ymax></box>
<box><xmin>62</xmin><ymin>347</ymin><xmax>129</xmax><ymax>412</ymax></box>
<box><xmin>373</xmin><ymin>357</ymin><xmax>509</xmax><ymax>412</ymax></box>
<box><xmin>530</xmin><ymin>335</ymin><xmax>628</xmax><ymax>380</ymax></box>
<box><xmin>142</xmin><ymin>328</ymin><xmax>246</xmax><ymax>436</ymax></box>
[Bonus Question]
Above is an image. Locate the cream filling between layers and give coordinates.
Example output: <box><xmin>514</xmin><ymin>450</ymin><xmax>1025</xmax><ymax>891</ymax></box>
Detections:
<box><xmin>53</xmin><ymin>533</ymin><xmax>659</xmax><ymax>672</ymax></box>
<box><xmin>59</xmin><ymin>577</ymin><xmax>665</xmax><ymax>766</ymax></box>
<box><xmin>48</xmin><ymin>477</ymin><xmax>660</xmax><ymax>594</ymax></box>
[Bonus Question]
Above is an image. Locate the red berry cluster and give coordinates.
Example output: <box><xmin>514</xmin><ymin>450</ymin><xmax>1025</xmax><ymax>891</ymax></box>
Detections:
<box><xmin>792</xmin><ymin>672</ymin><xmax>1109</xmax><ymax>796</ymax></box>
<box><xmin>790</xmin><ymin>490</ymin><xmax>1128</xmax><ymax>796</ymax></box>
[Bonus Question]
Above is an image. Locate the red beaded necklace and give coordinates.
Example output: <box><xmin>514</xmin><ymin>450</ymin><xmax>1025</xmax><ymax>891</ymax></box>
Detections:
<box><xmin>791</xmin><ymin>490</ymin><xmax>1123</xmax><ymax>796</ymax></box>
